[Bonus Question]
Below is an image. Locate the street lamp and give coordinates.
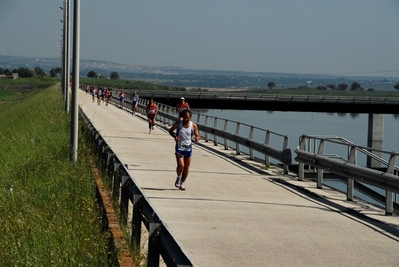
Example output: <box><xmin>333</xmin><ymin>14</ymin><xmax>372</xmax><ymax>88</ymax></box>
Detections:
<box><xmin>60</xmin><ymin>0</ymin><xmax>71</xmax><ymax>113</ymax></box>
<box><xmin>70</xmin><ymin>0</ymin><xmax>81</xmax><ymax>162</ymax></box>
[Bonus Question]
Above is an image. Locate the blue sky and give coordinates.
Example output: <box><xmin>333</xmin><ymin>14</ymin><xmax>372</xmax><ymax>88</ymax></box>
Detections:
<box><xmin>1</xmin><ymin>0</ymin><xmax>398</xmax><ymax>78</ymax></box>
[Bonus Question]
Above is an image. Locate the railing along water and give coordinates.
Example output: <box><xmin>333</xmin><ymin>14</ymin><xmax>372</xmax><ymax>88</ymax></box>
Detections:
<box><xmin>127</xmin><ymin>90</ymin><xmax>399</xmax><ymax>105</ymax></box>
<box><xmin>295</xmin><ymin>135</ymin><xmax>399</xmax><ymax>215</ymax></box>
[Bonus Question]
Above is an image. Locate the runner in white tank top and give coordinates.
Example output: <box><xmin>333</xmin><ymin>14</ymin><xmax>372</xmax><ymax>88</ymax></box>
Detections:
<box><xmin>169</xmin><ymin>110</ymin><xmax>200</xmax><ymax>190</ymax></box>
<box><xmin>176</xmin><ymin>121</ymin><xmax>194</xmax><ymax>157</ymax></box>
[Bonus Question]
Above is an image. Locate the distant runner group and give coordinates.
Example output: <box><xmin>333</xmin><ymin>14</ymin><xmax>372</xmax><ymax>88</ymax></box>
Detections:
<box><xmin>83</xmin><ymin>85</ymin><xmax>199</xmax><ymax>191</ymax></box>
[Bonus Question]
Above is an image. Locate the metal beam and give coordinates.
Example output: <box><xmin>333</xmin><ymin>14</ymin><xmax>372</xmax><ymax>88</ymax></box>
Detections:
<box><xmin>295</xmin><ymin>149</ymin><xmax>399</xmax><ymax>194</ymax></box>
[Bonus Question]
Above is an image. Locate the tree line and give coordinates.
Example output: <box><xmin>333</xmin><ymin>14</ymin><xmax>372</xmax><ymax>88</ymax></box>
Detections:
<box><xmin>86</xmin><ymin>70</ymin><xmax>120</xmax><ymax>80</ymax></box>
<box><xmin>1</xmin><ymin>66</ymin><xmax>399</xmax><ymax>92</ymax></box>
<box><xmin>0</xmin><ymin>67</ymin><xmax>121</xmax><ymax>80</ymax></box>
<box><xmin>268</xmin><ymin>81</ymin><xmax>399</xmax><ymax>92</ymax></box>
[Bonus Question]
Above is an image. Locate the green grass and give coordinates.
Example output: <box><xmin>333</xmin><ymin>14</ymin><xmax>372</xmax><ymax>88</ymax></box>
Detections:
<box><xmin>0</xmin><ymin>84</ymin><xmax>112</xmax><ymax>266</ymax></box>
<box><xmin>0</xmin><ymin>76</ymin><xmax>59</xmax><ymax>105</ymax></box>
<box><xmin>0</xmin><ymin>76</ymin><xmax>58</xmax><ymax>90</ymax></box>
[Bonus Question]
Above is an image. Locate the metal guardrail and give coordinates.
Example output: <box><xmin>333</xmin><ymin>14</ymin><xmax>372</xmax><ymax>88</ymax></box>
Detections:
<box><xmin>126</xmin><ymin>90</ymin><xmax>399</xmax><ymax>105</ymax></box>
<box><xmin>131</xmin><ymin>97</ymin><xmax>292</xmax><ymax>173</ymax></box>
<box><xmin>294</xmin><ymin>135</ymin><xmax>399</xmax><ymax>215</ymax></box>
<box><xmin>79</xmin><ymin>108</ymin><xmax>195</xmax><ymax>267</ymax></box>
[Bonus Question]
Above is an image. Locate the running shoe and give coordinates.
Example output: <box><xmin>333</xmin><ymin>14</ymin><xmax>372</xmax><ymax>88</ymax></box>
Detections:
<box><xmin>175</xmin><ymin>178</ymin><xmax>181</xmax><ymax>188</ymax></box>
<box><xmin>179</xmin><ymin>184</ymin><xmax>186</xmax><ymax>191</ymax></box>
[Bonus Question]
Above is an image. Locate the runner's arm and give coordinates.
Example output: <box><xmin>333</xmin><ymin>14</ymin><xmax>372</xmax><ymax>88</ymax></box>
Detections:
<box><xmin>169</xmin><ymin>121</ymin><xmax>179</xmax><ymax>140</ymax></box>
<box><xmin>193</xmin><ymin>123</ymin><xmax>200</xmax><ymax>142</ymax></box>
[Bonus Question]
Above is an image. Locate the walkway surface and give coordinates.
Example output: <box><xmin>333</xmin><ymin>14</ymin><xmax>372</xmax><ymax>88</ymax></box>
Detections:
<box><xmin>79</xmin><ymin>90</ymin><xmax>399</xmax><ymax>267</ymax></box>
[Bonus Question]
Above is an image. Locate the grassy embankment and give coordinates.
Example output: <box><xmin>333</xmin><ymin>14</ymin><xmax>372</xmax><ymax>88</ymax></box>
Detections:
<box><xmin>0</xmin><ymin>82</ymin><xmax>114</xmax><ymax>266</ymax></box>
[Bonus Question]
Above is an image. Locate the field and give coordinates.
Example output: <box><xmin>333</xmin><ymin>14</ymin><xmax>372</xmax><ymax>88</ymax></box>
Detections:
<box><xmin>0</xmin><ymin>82</ymin><xmax>113</xmax><ymax>266</ymax></box>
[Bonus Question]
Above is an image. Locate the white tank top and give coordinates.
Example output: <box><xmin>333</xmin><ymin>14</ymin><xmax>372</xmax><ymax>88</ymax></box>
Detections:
<box><xmin>177</xmin><ymin>121</ymin><xmax>193</xmax><ymax>151</ymax></box>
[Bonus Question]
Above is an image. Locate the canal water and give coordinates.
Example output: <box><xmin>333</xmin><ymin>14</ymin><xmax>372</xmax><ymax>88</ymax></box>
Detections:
<box><xmin>195</xmin><ymin>110</ymin><xmax>399</xmax><ymax>154</ymax></box>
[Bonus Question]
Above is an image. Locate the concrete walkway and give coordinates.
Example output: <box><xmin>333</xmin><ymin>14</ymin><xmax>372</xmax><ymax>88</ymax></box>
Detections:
<box><xmin>79</xmin><ymin>90</ymin><xmax>399</xmax><ymax>267</ymax></box>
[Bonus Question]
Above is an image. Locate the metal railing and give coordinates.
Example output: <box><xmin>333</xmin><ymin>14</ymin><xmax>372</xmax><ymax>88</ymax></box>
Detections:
<box><xmin>133</xmin><ymin>97</ymin><xmax>292</xmax><ymax>173</ymax></box>
<box><xmin>125</xmin><ymin>90</ymin><xmax>399</xmax><ymax>105</ymax></box>
<box><xmin>79</xmin><ymin>108</ymin><xmax>195</xmax><ymax>267</ymax></box>
<box><xmin>295</xmin><ymin>135</ymin><xmax>399</xmax><ymax>215</ymax></box>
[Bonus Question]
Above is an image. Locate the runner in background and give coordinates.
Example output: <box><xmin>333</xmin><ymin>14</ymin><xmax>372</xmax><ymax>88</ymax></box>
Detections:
<box><xmin>96</xmin><ymin>87</ymin><xmax>102</xmax><ymax>106</ymax></box>
<box><xmin>130</xmin><ymin>91</ymin><xmax>139</xmax><ymax>116</ymax></box>
<box><xmin>105</xmin><ymin>88</ymin><xmax>111</xmax><ymax>106</ymax></box>
<box><xmin>176</xmin><ymin>97</ymin><xmax>190</xmax><ymax>120</ymax></box>
<box><xmin>146</xmin><ymin>98</ymin><xmax>158</xmax><ymax>134</ymax></box>
<box><xmin>119</xmin><ymin>90</ymin><xmax>125</xmax><ymax>108</ymax></box>
<box><xmin>91</xmin><ymin>86</ymin><xmax>96</xmax><ymax>102</ymax></box>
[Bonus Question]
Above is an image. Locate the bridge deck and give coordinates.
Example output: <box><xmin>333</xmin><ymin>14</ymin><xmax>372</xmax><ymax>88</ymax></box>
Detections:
<box><xmin>79</xmin><ymin>90</ymin><xmax>399</xmax><ymax>267</ymax></box>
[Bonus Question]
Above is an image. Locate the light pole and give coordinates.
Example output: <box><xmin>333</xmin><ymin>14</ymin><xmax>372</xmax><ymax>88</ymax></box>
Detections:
<box><xmin>60</xmin><ymin>1</ymin><xmax>71</xmax><ymax>114</ymax></box>
<box><xmin>65</xmin><ymin>0</ymin><xmax>71</xmax><ymax>114</ymax></box>
<box><xmin>60</xmin><ymin>5</ymin><xmax>65</xmax><ymax>98</ymax></box>
<box><xmin>70</xmin><ymin>0</ymin><xmax>80</xmax><ymax>162</ymax></box>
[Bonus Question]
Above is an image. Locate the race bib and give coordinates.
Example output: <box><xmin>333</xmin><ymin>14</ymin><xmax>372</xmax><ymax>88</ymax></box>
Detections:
<box><xmin>179</xmin><ymin>141</ymin><xmax>192</xmax><ymax>151</ymax></box>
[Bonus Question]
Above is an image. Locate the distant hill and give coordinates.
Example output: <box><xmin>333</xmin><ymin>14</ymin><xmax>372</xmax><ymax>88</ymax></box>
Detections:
<box><xmin>1</xmin><ymin>54</ymin><xmax>398</xmax><ymax>91</ymax></box>
<box><xmin>3</xmin><ymin>54</ymin><xmax>395</xmax><ymax>80</ymax></box>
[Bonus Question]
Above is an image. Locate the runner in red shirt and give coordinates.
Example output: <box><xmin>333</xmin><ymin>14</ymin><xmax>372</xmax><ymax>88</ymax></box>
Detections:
<box><xmin>105</xmin><ymin>88</ymin><xmax>111</xmax><ymax>106</ymax></box>
<box><xmin>176</xmin><ymin>97</ymin><xmax>190</xmax><ymax>120</ymax></box>
<box><xmin>146</xmin><ymin>98</ymin><xmax>158</xmax><ymax>134</ymax></box>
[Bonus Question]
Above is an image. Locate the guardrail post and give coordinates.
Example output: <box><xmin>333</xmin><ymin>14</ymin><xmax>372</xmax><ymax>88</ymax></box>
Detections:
<box><xmin>196</xmin><ymin>114</ymin><xmax>202</xmax><ymax>138</ymax></box>
<box><xmin>249</xmin><ymin>126</ymin><xmax>255</xmax><ymax>160</ymax></box>
<box><xmin>297</xmin><ymin>136</ymin><xmax>306</xmax><ymax>181</ymax></box>
<box><xmin>316</xmin><ymin>139</ymin><xmax>325</xmax><ymax>189</ymax></box>
<box><xmin>143</xmin><ymin>204</ymin><xmax>162</xmax><ymax>267</ymax></box>
<box><xmin>112</xmin><ymin>163</ymin><xmax>122</xmax><ymax>199</ymax></box>
<box><xmin>159</xmin><ymin>104</ymin><xmax>164</xmax><ymax>124</ymax></box>
<box><xmin>96</xmin><ymin>136</ymin><xmax>104</xmax><ymax>160</ymax></box>
<box><xmin>106</xmin><ymin>152</ymin><xmax>114</xmax><ymax>181</ymax></box>
<box><xmin>99</xmin><ymin>145</ymin><xmax>110</xmax><ymax>172</ymax></box>
<box><xmin>140</xmin><ymin>99</ymin><xmax>149</xmax><ymax>116</ymax></box>
<box><xmin>223</xmin><ymin>120</ymin><xmax>229</xmax><ymax>150</ymax></box>
<box><xmin>196</xmin><ymin>113</ymin><xmax>200</xmax><ymax>124</ymax></box>
<box><xmin>282</xmin><ymin>135</ymin><xmax>289</xmax><ymax>174</ymax></box>
<box><xmin>204</xmin><ymin>116</ymin><xmax>209</xmax><ymax>142</ymax></box>
<box><xmin>213</xmin><ymin>118</ymin><xmax>218</xmax><ymax>146</ymax></box>
<box><xmin>385</xmin><ymin>152</ymin><xmax>396</xmax><ymax>215</ymax></box>
<box><xmin>168</xmin><ymin>106</ymin><xmax>174</xmax><ymax>125</ymax></box>
<box><xmin>120</xmin><ymin>176</ymin><xmax>131</xmax><ymax>225</ymax></box>
<box><xmin>136</xmin><ymin>98</ymin><xmax>141</xmax><ymax>114</ymax></box>
<box><xmin>235</xmin><ymin>123</ymin><xmax>241</xmax><ymax>154</ymax></box>
<box><xmin>131</xmin><ymin>191</ymin><xmax>143</xmax><ymax>250</ymax></box>
<box><xmin>148</xmin><ymin>222</ymin><xmax>162</xmax><ymax>267</ymax></box>
<box><xmin>386</xmin><ymin>191</ymin><xmax>393</xmax><ymax>216</ymax></box>
<box><xmin>347</xmin><ymin>146</ymin><xmax>357</xmax><ymax>201</ymax></box>
<box><xmin>264</xmin><ymin>131</ymin><xmax>271</xmax><ymax>167</ymax></box>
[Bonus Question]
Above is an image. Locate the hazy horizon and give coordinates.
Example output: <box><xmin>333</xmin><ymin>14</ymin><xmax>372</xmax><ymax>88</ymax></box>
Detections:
<box><xmin>1</xmin><ymin>1</ymin><xmax>398</xmax><ymax>78</ymax></box>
